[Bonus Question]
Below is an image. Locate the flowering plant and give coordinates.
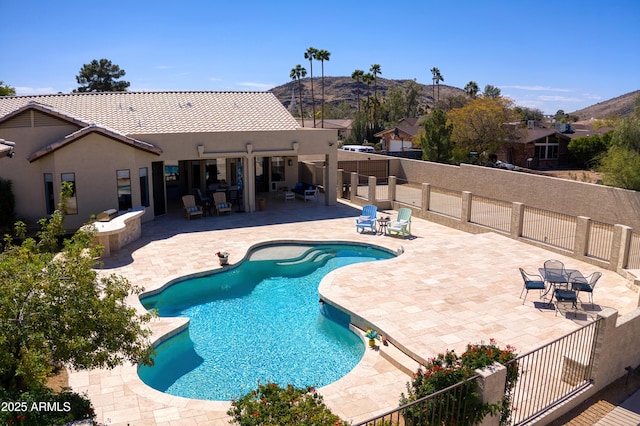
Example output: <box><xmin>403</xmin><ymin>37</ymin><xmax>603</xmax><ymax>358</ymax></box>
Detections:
<box><xmin>365</xmin><ymin>329</ymin><xmax>378</xmax><ymax>340</ymax></box>
<box><xmin>216</xmin><ymin>251</ymin><xmax>229</xmax><ymax>258</ymax></box>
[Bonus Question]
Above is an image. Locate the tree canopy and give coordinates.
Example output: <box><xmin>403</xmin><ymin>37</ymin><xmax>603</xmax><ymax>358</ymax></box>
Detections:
<box><xmin>418</xmin><ymin>109</ymin><xmax>453</xmax><ymax>163</ymax></box>
<box><xmin>448</xmin><ymin>97</ymin><xmax>519</xmax><ymax>163</ymax></box>
<box><xmin>0</xmin><ymin>80</ymin><xmax>16</xmax><ymax>96</ymax></box>
<box><xmin>0</xmin><ymin>183</ymin><xmax>154</xmax><ymax>392</ymax></box>
<box><xmin>74</xmin><ymin>58</ymin><xmax>130</xmax><ymax>92</ymax></box>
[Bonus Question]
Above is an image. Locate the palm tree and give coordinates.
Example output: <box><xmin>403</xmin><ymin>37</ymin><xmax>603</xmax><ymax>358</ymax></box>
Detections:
<box><xmin>316</xmin><ymin>49</ymin><xmax>331</xmax><ymax>128</ymax></box>
<box><xmin>362</xmin><ymin>72</ymin><xmax>374</xmax><ymax>99</ymax></box>
<box><xmin>304</xmin><ymin>47</ymin><xmax>318</xmax><ymax>127</ymax></box>
<box><xmin>430</xmin><ymin>67</ymin><xmax>444</xmax><ymax>102</ymax></box>
<box><xmin>351</xmin><ymin>69</ymin><xmax>364</xmax><ymax>112</ymax></box>
<box><xmin>464</xmin><ymin>81</ymin><xmax>479</xmax><ymax>98</ymax></box>
<box><xmin>290</xmin><ymin>64</ymin><xmax>307</xmax><ymax>127</ymax></box>
<box><xmin>369</xmin><ymin>64</ymin><xmax>381</xmax><ymax>126</ymax></box>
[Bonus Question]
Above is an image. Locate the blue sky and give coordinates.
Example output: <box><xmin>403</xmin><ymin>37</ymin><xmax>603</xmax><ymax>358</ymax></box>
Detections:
<box><xmin>2</xmin><ymin>0</ymin><xmax>638</xmax><ymax>115</ymax></box>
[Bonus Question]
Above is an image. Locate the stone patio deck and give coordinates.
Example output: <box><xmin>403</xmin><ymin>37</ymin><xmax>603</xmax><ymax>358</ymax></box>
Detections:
<box><xmin>68</xmin><ymin>194</ymin><xmax>639</xmax><ymax>425</ymax></box>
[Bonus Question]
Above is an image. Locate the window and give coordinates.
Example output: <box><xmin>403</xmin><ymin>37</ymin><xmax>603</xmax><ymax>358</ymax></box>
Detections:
<box><xmin>117</xmin><ymin>169</ymin><xmax>132</xmax><ymax>211</ymax></box>
<box><xmin>535</xmin><ymin>136</ymin><xmax>559</xmax><ymax>160</ymax></box>
<box><xmin>43</xmin><ymin>173</ymin><xmax>55</xmax><ymax>215</ymax></box>
<box><xmin>271</xmin><ymin>157</ymin><xmax>285</xmax><ymax>182</ymax></box>
<box><xmin>139</xmin><ymin>167</ymin><xmax>149</xmax><ymax>207</ymax></box>
<box><xmin>61</xmin><ymin>173</ymin><xmax>77</xmax><ymax>215</ymax></box>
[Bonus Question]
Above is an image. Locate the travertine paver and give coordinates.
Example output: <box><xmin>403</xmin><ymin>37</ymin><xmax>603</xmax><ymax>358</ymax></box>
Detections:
<box><xmin>68</xmin><ymin>194</ymin><xmax>639</xmax><ymax>425</ymax></box>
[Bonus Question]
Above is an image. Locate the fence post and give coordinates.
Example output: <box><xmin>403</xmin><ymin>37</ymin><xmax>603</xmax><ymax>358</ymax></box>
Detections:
<box><xmin>476</xmin><ymin>363</ymin><xmax>507</xmax><ymax>426</ymax></box>
<box><xmin>612</xmin><ymin>224</ymin><xmax>632</xmax><ymax>273</ymax></box>
<box><xmin>337</xmin><ymin>169</ymin><xmax>344</xmax><ymax>199</ymax></box>
<box><xmin>368</xmin><ymin>175</ymin><xmax>377</xmax><ymax>204</ymax></box>
<box><xmin>388</xmin><ymin>175</ymin><xmax>396</xmax><ymax>203</ymax></box>
<box><xmin>510</xmin><ymin>202</ymin><xmax>524</xmax><ymax>239</ymax></box>
<box><xmin>574</xmin><ymin>216</ymin><xmax>590</xmax><ymax>257</ymax></box>
<box><xmin>461</xmin><ymin>191</ymin><xmax>472</xmax><ymax>224</ymax></box>
<box><xmin>350</xmin><ymin>172</ymin><xmax>358</xmax><ymax>203</ymax></box>
<box><xmin>422</xmin><ymin>183</ymin><xmax>431</xmax><ymax>213</ymax></box>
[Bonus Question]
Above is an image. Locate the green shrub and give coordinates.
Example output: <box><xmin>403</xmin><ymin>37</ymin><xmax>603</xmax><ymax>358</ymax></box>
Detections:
<box><xmin>227</xmin><ymin>383</ymin><xmax>348</xmax><ymax>426</ymax></box>
<box><xmin>400</xmin><ymin>339</ymin><xmax>518</xmax><ymax>426</ymax></box>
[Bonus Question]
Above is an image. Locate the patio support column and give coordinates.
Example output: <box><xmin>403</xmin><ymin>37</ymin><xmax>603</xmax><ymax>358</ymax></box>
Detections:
<box><xmin>324</xmin><ymin>150</ymin><xmax>337</xmax><ymax>206</ymax></box>
<box><xmin>476</xmin><ymin>362</ymin><xmax>507</xmax><ymax>426</ymax></box>
<box><xmin>574</xmin><ymin>216</ymin><xmax>590</xmax><ymax>257</ymax></box>
<box><xmin>337</xmin><ymin>169</ymin><xmax>344</xmax><ymax>198</ymax></box>
<box><xmin>612</xmin><ymin>224</ymin><xmax>632</xmax><ymax>273</ymax></box>
<box><xmin>244</xmin><ymin>155</ymin><xmax>255</xmax><ymax>212</ymax></box>
<box><xmin>511</xmin><ymin>202</ymin><xmax>525</xmax><ymax>238</ymax></box>
<box><xmin>388</xmin><ymin>176</ymin><xmax>396</xmax><ymax>203</ymax></box>
<box><xmin>368</xmin><ymin>175</ymin><xmax>376</xmax><ymax>204</ymax></box>
<box><xmin>461</xmin><ymin>191</ymin><xmax>472</xmax><ymax>224</ymax></box>
<box><xmin>421</xmin><ymin>183</ymin><xmax>431</xmax><ymax>213</ymax></box>
<box><xmin>350</xmin><ymin>172</ymin><xmax>358</xmax><ymax>203</ymax></box>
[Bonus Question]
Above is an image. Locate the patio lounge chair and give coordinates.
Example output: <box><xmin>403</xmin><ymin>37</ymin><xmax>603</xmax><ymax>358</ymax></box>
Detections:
<box><xmin>387</xmin><ymin>208</ymin><xmax>412</xmax><ymax>238</ymax></box>
<box><xmin>182</xmin><ymin>195</ymin><xmax>203</xmax><ymax>220</ymax></box>
<box><xmin>212</xmin><ymin>192</ymin><xmax>232</xmax><ymax>216</ymax></box>
<box><xmin>356</xmin><ymin>205</ymin><xmax>377</xmax><ymax>234</ymax></box>
<box><xmin>519</xmin><ymin>268</ymin><xmax>546</xmax><ymax>304</ymax></box>
<box><xmin>195</xmin><ymin>188</ymin><xmax>212</xmax><ymax>215</ymax></box>
<box><xmin>571</xmin><ymin>271</ymin><xmax>602</xmax><ymax>304</ymax></box>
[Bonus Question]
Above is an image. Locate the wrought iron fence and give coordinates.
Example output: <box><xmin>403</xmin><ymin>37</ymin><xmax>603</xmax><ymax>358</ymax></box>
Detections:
<box><xmin>586</xmin><ymin>221</ymin><xmax>614</xmax><ymax>261</ymax></box>
<box><xmin>429</xmin><ymin>186</ymin><xmax>462</xmax><ymax>219</ymax></box>
<box><xmin>353</xmin><ymin>375</ymin><xmax>482</xmax><ymax>426</ymax></box>
<box><xmin>470</xmin><ymin>195</ymin><xmax>512</xmax><ymax>233</ymax></box>
<box><xmin>394</xmin><ymin>178</ymin><xmax>422</xmax><ymax>207</ymax></box>
<box><xmin>629</xmin><ymin>231</ymin><xmax>640</xmax><ymax>269</ymax></box>
<box><xmin>521</xmin><ymin>206</ymin><xmax>576</xmax><ymax>251</ymax></box>
<box><xmin>504</xmin><ymin>318</ymin><xmax>602</xmax><ymax>425</ymax></box>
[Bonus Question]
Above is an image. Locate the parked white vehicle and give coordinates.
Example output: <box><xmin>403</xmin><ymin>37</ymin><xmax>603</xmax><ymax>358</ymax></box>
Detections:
<box><xmin>340</xmin><ymin>145</ymin><xmax>375</xmax><ymax>153</ymax></box>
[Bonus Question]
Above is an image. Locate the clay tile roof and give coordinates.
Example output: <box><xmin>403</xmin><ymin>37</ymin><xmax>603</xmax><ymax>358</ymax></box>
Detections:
<box><xmin>0</xmin><ymin>91</ymin><xmax>300</xmax><ymax>135</ymax></box>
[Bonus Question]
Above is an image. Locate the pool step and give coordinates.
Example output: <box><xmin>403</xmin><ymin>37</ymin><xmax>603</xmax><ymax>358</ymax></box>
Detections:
<box><xmin>276</xmin><ymin>249</ymin><xmax>324</xmax><ymax>266</ymax></box>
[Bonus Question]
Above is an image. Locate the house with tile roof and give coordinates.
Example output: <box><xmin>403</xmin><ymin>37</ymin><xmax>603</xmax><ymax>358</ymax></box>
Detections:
<box><xmin>497</xmin><ymin>124</ymin><xmax>573</xmax><ymax>169</ymax></box>
<box><xmin>0</xmin><ymin>91</ymin><xmax>337</xmax><ymax>230</ymax></box>
<box><xmin>374</xmin><ymin>117</ymin><xmax>420</xmax><ymax>152</ymax></box>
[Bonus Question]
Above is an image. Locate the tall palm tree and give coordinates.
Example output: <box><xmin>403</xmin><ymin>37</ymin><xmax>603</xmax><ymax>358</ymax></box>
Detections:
<box><xmin>430</xmin><ymin>67</ymin><xmax>444</xmax><ymax>102</ymax></box>
<box><xmin>370</xmin><ymin>64</ymin><xmax>382</xmax><ymax>99</ymax></box>
<box><xmin>351</xmin><ymin>69</ymin><xmax>364</xmax><ymax>112</ymax></box>
<box><xmin>304</xmin><ymin>47</ymin><xmax>318</xmax><ymax>127</ymax></box>
<box><xmin>290</xmin><ymin>64</ymin><xmax>307</xmax><ymax>127</ymax></box>
<box><xmin>464</xmin><ymin>81</ymin><xmax>479</xmax><ymax>98</ymax></box>
<box><xmin>369</xmin><ymin>64</ymin><xmax>381</xmax><ymax>127</ymax></box>
<box><xmin>316</xmin><ymin>49</ymin><xmax>331</xmax><ymax>128</ymax></box>
<box><xmin>362</xmin><ymin>72</ymin><xmax>374</xmax><ymax>99</ymax></box>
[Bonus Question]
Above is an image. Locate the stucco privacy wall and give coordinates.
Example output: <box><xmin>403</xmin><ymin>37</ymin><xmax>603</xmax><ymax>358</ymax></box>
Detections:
<box><xmin>395</xmin><ymin>158</ymin><xmax>640</xmax><ymax>231</ymax></box>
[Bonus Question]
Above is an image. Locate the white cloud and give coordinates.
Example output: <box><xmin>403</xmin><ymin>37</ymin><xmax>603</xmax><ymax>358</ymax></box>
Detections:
<box><xmin>15</xmin><ymin>86</ymin><xmax>58</xmax><ymax>96</ymax></box>
<box><xmin>501</xmin><ymin>85</ymin><xmax>570</xmax><ymax>92</ymax></box>
<box><xmin>237</xmin><ymin>82</ymin><xmax>274</xmax><ymax>90</ymax></box>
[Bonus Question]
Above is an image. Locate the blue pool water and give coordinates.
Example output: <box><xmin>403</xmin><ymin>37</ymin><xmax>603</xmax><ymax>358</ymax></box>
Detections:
<box><xmin>138</xmin><ymin>243</ymin><xmax>395</xmax><ymax>400</ymax></box>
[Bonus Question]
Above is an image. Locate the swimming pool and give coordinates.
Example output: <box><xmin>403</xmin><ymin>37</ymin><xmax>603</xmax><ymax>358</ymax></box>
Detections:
<box><xmin>138</xmin><ymin>242</ymin><xmax>395</xmax><ymax>400</ymax></box>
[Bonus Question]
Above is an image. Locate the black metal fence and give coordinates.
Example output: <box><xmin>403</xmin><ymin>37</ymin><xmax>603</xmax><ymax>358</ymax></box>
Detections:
<box><xmin>353</xmin><ymin>375</ymin><xmax>482</xmax><ymax>426</ymax></box>
<box><xmin>504</xmin><ymin>318</ymin><xmax>602</xmax><ymax>425</ymax></box>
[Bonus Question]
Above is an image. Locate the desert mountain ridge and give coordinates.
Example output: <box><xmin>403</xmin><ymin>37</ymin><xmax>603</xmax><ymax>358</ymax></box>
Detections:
<box><xmin>269</xmin><ymin>77</ymin><xmax>638</xmax><ymax>120</ymax></box>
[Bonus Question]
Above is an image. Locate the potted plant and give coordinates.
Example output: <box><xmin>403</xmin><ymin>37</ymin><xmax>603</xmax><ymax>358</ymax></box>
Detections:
<box><xmin>365</xmin><ymin>329</ymin><xmax>378</xmax><ymax>347</ymax></box>
<box><xmin>216</xmin><ymin>250</ymin><xmax>229</xmax><ymax>266</ymax></box>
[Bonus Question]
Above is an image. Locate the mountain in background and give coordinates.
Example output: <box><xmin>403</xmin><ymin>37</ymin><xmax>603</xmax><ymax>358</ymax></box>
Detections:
<box><xmin>270</xmin><ymin>76</ymin><xmax>638</xmax><ymax>120</ymax></box>
<box><xmin>568</xmin><ymin>90</ymin><xmax>639</xmax><ymax>120</ymax></box>
<box><xmin>270</xmin><ymin>76</ymin><xmax>464</xmax><ymax>114</ymax></box>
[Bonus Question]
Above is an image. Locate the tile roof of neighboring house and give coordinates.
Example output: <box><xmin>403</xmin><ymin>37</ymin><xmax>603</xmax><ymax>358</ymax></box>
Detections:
<box><xmin>0</xmin><ymin>91</ymin><xmax>300</xmax><ymax>135</ymax></box>
<box><xmin>520</xmin><ymin>127</ymin><xmax>571</xmax><ymax>144</ymax></box>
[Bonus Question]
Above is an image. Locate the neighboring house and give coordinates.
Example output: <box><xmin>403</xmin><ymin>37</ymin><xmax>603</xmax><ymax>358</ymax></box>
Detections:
<box><xmin>0</xmin><ymin>92</ymin><xmax>337</xmax><ymax>230</ymax></box>
<box><xmin>296</xmin><ymin>118</ymin><xmax>353</xmax><ymax>140</ymax></box>
<box><xmin>374</xmin><ymin>117</ymin><xmax>420</xmax><ymax>152</ymax></box>
<box><xmin>499</xmin><ymin>124</ymin><xmax>572</xmax><ymax>169</ymax></box>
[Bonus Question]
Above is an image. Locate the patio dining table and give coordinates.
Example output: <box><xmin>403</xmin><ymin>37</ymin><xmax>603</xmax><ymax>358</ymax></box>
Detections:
<box><xmin>538</xmin><ymin>268</ymin><xmax>587</xmax><ymax>301</ymax></box>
